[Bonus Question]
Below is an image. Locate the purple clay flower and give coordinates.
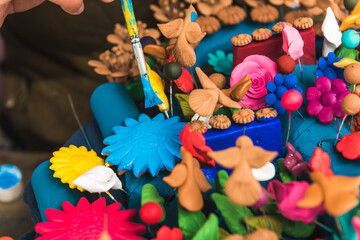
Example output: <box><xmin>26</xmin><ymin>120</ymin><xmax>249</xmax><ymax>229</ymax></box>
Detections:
<box><xmin>305</xmin><ymin>76</ymin><xmax>351</xmax><ymax>124</ymax></box>
<box><xmin>252</xmin><ymin>187</ymin><xmax>269</xmax><ymax>208</ymax></box>
<box><xmin>268</xmin><ymin>180</ymin><xmax>325</xmax><ymax>224</ymax></box>
<box><xmin>283</xmin><ymin>143</ymin><xmax>311</xmax><ymax>177</ymax></box>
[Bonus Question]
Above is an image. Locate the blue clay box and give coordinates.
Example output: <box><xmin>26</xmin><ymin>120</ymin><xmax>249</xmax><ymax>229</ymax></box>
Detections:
<box><xmin>202</xmin><ymin>118</ymin><xmax>283</xmax><ymax>179</ymax></box>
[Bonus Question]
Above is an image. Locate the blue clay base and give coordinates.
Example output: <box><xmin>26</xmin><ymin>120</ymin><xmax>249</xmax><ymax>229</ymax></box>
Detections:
<box><xmin>202</xmin><ymin>118</ymin><xmax>283</xmax><ymax>179</ymax></box>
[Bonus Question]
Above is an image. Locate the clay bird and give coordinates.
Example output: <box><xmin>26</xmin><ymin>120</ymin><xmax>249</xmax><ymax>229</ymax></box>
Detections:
<box><xmin>208</xmin><ymin>136</ymin><xmax>278</xmax><ymax>206</ymax></box>
<box><xmin>297</xmin><ymin>172</ymin><xmax>360</xmax><ymax>216</ymax></box>
<box><xmin>163</xmin><ymin>147</ymin><xmax>212</xmax><ymax>212</ymax></box>
<box><xmin>157</xmin><ymin>5</ymin><xmax>206</xmax><ymax>68</ymax></box>
<box><xmin>189</xmin><ymin>67</ymin><xmax>242</xmax><ymax>117</ymax></box>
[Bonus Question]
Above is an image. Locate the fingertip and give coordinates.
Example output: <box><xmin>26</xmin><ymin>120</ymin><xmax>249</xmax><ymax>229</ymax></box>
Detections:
<box><xmin>101</xmin><ymin>0</ymin><xmax>114</xmax><ymax>3</ymax></box>
<box><xmin>68</xmin><ymin>2</ymin><xmax>84</xmax><ymax>15</ymax></box>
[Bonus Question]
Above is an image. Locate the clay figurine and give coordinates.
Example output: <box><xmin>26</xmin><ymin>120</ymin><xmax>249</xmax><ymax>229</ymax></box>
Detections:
<box><xmin>163</xmin><ymin>147</ymin><xmax>212</xmax><ymax>212</ymax></box>
<box><xmin>158</xmin><ymin>5</ymin><xmax>206</xmax><ymax>68</ymax></box>
<box><xmin>189</xmin><ymin>67</ymin><xmax>241</xmax><ymax>117</ymax></box>
<box><xmin>297</xmin><ymin>172</ymin><xmax>360</xmax><ymax>216</ymax></box>
<box><xmin>208</xmin><ymin>136</ymin><xmax>278</xmax><ymax>206</ymax></box>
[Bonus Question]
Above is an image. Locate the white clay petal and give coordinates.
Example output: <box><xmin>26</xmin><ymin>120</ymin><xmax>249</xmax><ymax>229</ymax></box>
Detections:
<box><xmin>73</xmin><ymin>166</ymin><xmax>122</xmax><ymax>193</ymax></box>
<box><xmin>322</xmin><ymin>7</ymin><xmax>342</xmax><ymax>55</ymax></box>
<box><xmin>251</xmin><ymin>162</ymin><xmax>275</xmax><ymax>181</ymax></box>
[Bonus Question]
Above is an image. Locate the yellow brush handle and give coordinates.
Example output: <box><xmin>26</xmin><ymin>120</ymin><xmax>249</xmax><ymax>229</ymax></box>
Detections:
<box><xmin>120</xmin><ymin>0</ymin><xmax>138</xmax><ymax>36</ymax></box>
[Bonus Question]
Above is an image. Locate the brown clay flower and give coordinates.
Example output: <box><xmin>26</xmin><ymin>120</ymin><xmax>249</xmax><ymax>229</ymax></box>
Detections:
<box><xmin>293</xmin><ymin>17</ymin><xmax>314</xmax><ymax>29</ymax></box>
<box><xmin>107</xmin><ymin>21</ymin><xmax>160</xmax><ymax>46</ymax></box>
<box><xmin>233</xmin><ymin>109</ymin><xmax>255</xmax><ymax>124</ymax></box>
<box><xmin>284</xmin><ymin>10</ymin><xmax>312</xmax><ymax>25</ymax></box>
<box><xmin>250</xmin><ymin>5</ymin><xmax>279</xmax><ymax>23</ymax></box>
<box><xmin>252</xmin><ymin>28</ymin><xmax>272</xmax><ymax>41</ymax></box>
<box><xmin>242</xmin><ymin>0</ymin><xmax>266</xmax><ymax>8</ymax></box>
<box><xmin>186</xmin><ymin>0</ymin><xmax>233</xmax><ymax>16</ymax></box>
<box><xmin>256</xmin><ymin>108</ymin><xmax>278</xmax><ymax>120</ymax></box>
<box><xmin>209</xmin><ymin>115</ymin><xmax>231</xmax><ymax>129</ymax></box>
<box><xmin>196</xmin><ymin>16</ymin><xmax>221</xmax><ymax>35</ymax></box>
<box><xmin>231</xmin><ymin>34</ymin><xmax>252</xmax><ymax>46</ymax></box>
<box><xmin>187</xmin><ymin>120</ymin><xmax>208</xmax><ymax>134</ymax></box>
<box><xmin>216</xmin><ymin>6</ymin><xmax>247</xmax><ymax>25</ymax></box>
<box><xmin>88</xmin><ymin>45</ymin><xmax>138</xmax><ymax>84</ymax></box>
<box><xmin>272</xmin><ymin>22</ymin><xmax>292</xmax><ymax>33</ymax></box>
<box><xmin>209</xmin><ymin>73</ymin><xmax>227</xmax><ymax>89</ymax></box>
<box><xmin>269</xmin><ymin>0</ymin><xmax>299</xmax><ymax>8</ymax></box>
<box><xmin>150</xmin><ymin>0</ymin><xmax>186</xmax><ymax>23</ymax></box>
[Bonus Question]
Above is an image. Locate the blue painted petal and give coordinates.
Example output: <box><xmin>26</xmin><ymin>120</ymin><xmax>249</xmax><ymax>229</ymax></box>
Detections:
<box><xmin>275</xmin><ymin>86</ymin><xmax>288</xmax><ymax>100</ymax></box>
<box><xmin>124</xmin><ymin>118</ymin><xmax>139</xmax><ymax>127</ymax></box>
<box><xmin>275</xmin><ymin>101</ymin><xmax>286</xmax><ymax>115</ymax></box>
<box><xmin>318</xmin><ymin>57</ymin><xmax>327</xmax><ymax>71</ymax></box>
<box><xmin>266</xmin><ymin>81</ymin><xmax>276</xmax><ymax>92</ymax></box>
<box><xmin>324</xmin><ymin>67</ymin><xmax>337</xmax><ymax>80</ymax></box>
<box><xmin>118</xmin><ymin>150</ymin><xmax>138</xmax><ymax>172</ymax></box>
<box><xmin>112</xmin><ymin>126</ymin><xmax>131</xmax><ymax>135</ymax></box>
<box><xmin>159</xmin><ymin>147</ymin><xmax>175</xmax><ymax>171</ymax></box>
<box><xmin>274</xmin><ymin>74</ymin><xmax>284</xmax><ymax>86</ymax></box>
<box><xmin>153</xmin><ymin>113</ymin><xmax>165</xmax><ymax>122</ymax></box>
<box><xmin>315</xmin><ymin>69</ymin><xmax>324</xmax><ymax>79</ymax></box>
<box><xmin>138</xmin><ymin>113</ymin><xmax>151</xmax><ymax>123</ymax></box>
<box><xmin>102</xmin><ymin>135</ymin><xmax>130</xmax><ymax>153</ymax></box>
<box><xmin>293</xmin><ymin>86</ymin><xmax>303</xmax><ymax>95</ymax></box>
<box><xmin>103</xmin><ymin>134</ymin><xmax>125</xmax><ymax>146</ymax></box>
<box><xmin>165</xmin><ymin>116</ymin><xmax>181</xmax><ymax>125</ymax></box>
<box><xmin>284</xmin><ymin>74</ymin><xmax>298</xmax><ymax>89</ymax></box>
<box><xmin>327</xmin><ymin>52</ymin><xmax>336</xmax><ymax>65</ymax></box>
<box><xmin>265</xmin><ymin>93</ymin><xmax>277</xmax><ymax>105</ymax></box>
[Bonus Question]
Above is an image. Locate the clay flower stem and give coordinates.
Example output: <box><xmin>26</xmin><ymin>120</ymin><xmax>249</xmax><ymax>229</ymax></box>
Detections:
<box><xmin>104</xmin><ymin>191</ymin><xmax>118</xmax><ymax>203</ymax></box>
<box><xmin>313</xmin><ymin>220</ymin><xmax>334</xmax><ymax>233</ymax></box>
<box><xmin>335</xmin><ymin>115</ymin><xmax>347</xmax><ymax>144</ymax></box>
<box><xmin>335</xmin><ymin>217</ymin><xmax>345</xmax><ymax>240</ymax></box>
<box><xmin>285</xmin><ymin>111</ymin><xmax>291</xmax><ymax>146</ymax></box>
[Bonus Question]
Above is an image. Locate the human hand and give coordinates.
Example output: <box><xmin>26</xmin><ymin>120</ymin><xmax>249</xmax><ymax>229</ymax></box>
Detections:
<box><xmin>0</xmin><ymin>0</ymin><xmax>114</xmax><ymax>26</ymax></box>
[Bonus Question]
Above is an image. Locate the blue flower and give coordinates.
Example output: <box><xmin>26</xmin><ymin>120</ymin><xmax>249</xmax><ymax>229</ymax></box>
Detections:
<box><xmin>265</xmin><ymin>74</ymin><xmax>303</xmax><ymax>115</ymax></box>
<box><xmin>316</xmin><ymin>52</ymin><xmax>344</xmax><ymax>80</ymax></box>
<box><xmin>208</xmin><ymin>50</ymin><xmax>233</xmax><ymax>76</ymax></box>
<box><xmin>102</xmin><ymin>113</ymin><xmax>185</xmax><ymax>177</ymax></box>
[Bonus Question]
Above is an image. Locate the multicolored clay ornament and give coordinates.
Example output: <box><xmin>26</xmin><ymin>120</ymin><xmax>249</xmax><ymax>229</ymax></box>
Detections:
<box><xmin>208</xmin><ymin>136</ymin><xmax>278</xmax><ymax>206</ymax></box>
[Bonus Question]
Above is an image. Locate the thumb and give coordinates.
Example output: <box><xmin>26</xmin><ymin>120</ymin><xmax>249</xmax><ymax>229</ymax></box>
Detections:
<box><xmin>48</xmin><ymin>0</ymin><xmax>84</xmax><ymax>15</ymax></box>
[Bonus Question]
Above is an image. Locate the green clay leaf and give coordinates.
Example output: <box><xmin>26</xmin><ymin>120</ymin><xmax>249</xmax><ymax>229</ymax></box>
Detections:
<box><xmin>246</xmin><ymin>216</ymin><xmax>283</xmax><ymax>238</ymax></box>
<box><xmin>141</xmin><ymin>184</ymin><xmax>166</xmax><ymax>221</ymax></box>
<box><xmin>213</xmin><ymin>107</ymin><xmax>232</xmax><ymax>119</ymax></box>
<box><xmin>277</xmin><ymin>158</ymin><xmax>296</xmax><ymax>183</ymax></box>
<box><xmin>215</xmin><ymin>170</ymin><xmax>228</xmax><ymax>195</ymax></box>
<box><xmin>175</xmin><ymin>94</ymin><xmax>195</xmax><ymax>121</ymax></box>
<box><xmin>192</xmin><ymin>213</ymin><xmax>219</xmax><ymax>240</ymax></box>
<box><xmin>219</xmin><ymin>228</ymin><xmax>231</xmax><ymax>240</ymax></box>
<box><xmin>211</xmin><ymin>193</ymin><xmax>253</xmax><ymax>235</ymax></box>
<box><xmin>178</xmin><ymin>204</ymin><xmax>206</xmax><ymax>240</ymax></box>
<box><xmin>280</xmin><ymin>217</ymin><xmax>316</xmax><ymax>238</ymax></box>
<box><xmin>125</xmin><ymin>81</ymin><xmax>145</xmax><ymax>102</ymax></box>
